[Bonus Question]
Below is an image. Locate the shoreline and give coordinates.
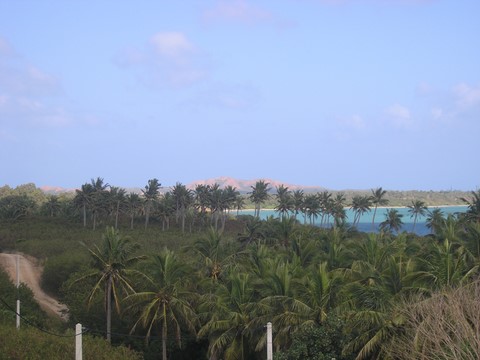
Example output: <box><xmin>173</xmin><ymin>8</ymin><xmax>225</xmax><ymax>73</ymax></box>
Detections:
<box><xmin>236</xmin><ymin>205</ymin><xmax>468</xmax><ymax>212</ymax></box>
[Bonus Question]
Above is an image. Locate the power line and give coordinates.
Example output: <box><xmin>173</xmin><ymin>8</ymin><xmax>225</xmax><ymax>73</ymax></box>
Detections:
<box><xmin>0</xmin><ymin>296</ymin><xmax>201</xmax><ymax>342</ymax></box>
<box><xmin>0</xmin><ymin>297</ymin><xmax>87</xmax><ymax>338</ymax></box>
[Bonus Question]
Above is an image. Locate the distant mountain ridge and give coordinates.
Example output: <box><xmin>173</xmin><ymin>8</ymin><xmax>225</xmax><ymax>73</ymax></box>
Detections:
<box><xmin>38</xmin><ymin>177</ymin><xmax>324</xmax><ymax>195</ymax></box>
<box><xmin>185</xmin><ymin>176</ymin><xmax>324</xmax><ymax>193</ymax></box>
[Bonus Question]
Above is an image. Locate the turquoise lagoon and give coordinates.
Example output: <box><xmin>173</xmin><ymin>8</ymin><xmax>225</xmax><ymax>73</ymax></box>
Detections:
<box><xmin>235</xmin><ymin>206</ymin><xmax>468</xmax><ymax>236</ymax></box>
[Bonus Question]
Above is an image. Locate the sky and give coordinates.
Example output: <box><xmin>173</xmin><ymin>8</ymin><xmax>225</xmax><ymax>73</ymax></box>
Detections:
<box><xmin>0</xmin><ymin>0</ymin><xmax>479</xmax><ymax>191</ymax></box>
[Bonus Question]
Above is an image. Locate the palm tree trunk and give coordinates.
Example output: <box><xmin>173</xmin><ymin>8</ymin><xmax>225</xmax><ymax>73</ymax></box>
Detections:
<box><xmin>115</xmin><ymin>201</ymin><xmax>120</xmax><ymax>229</ymax></box>
<box><xmin>372</xmin><ymin>206</ymin><xmax>378</xmax><ymax>230</ymax></box>
<box><xmin>162</xmin><ymin>303</ymin><xmax>167</xmax><ymax>360</ymax></box>
<box><xmin>106</xmin><ymin>277</ymin><xmax>112</xmax><ymax>343</ymax></box>
<box><xmin>83</xmin><ymin>204</ymin><xmax>87</xmax><ymax>227</ymax></box>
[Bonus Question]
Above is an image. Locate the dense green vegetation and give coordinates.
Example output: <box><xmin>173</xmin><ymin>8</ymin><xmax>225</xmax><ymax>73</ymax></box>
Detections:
<box><xmin>1</xmin><ymin>179</ymin><xmax>479</xmax><ymax>359</ymax></box>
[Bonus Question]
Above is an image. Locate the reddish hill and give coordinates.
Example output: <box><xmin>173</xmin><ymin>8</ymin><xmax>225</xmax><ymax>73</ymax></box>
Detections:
<box><xmin>186</xmin><ymin>176</ymin><xmax>324</xmax><ymax>193</ymax></box>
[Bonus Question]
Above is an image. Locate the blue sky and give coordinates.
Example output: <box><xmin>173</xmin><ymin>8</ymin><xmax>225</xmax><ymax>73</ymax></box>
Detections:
<box><xmin>0</xmin><ymin>0</ymin><xmax>479</xmax><ymax>191</ymax></box>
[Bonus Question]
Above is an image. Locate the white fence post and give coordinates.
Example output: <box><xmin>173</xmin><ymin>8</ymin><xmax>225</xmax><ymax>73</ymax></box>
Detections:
<box><xmin>75</xmin><ymin>323</ymin><xmax>82</xmax><ymax>360</ymax></box>
<box><xmin>16</xmin><ymin>255</ymin><xmax>20</xmax><ymax>329</ymax></box>
<box><xmin>267</xmin><ymin>322</ymin><xmax>273</xmax><ymax>360</ymax></box>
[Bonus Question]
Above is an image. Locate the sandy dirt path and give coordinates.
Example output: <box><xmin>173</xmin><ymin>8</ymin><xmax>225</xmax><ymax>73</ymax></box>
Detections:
<box><xmin>0</xmin><ymin>253</ymin><xmax>68</xmax><ymax>321</ymax></box>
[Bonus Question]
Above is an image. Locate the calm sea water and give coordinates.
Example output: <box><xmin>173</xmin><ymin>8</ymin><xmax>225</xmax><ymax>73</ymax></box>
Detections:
<box><xmin>235</xmin><ymin>206</ymin><xmax>469</xmax><ymax>236</ymax></box>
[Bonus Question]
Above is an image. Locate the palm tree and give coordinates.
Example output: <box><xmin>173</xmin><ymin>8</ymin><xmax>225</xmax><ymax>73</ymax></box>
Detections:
<box><xmin>198</xmin><ymin>272</ymin><xmax>259</xmax><ymax>360</ymax></box>
<box><xmin>142</xmin><ymin>178</ymin><xmax>161</xmax><ymax>230</ymax></box>
<box><xmin>234</xmin><ymin>195</ymin><xmax>246</xmax><ymax>217</ymax></box>
<box><xmin>275</xmin><ymin>184</ymin><xmax>293</xmax><ymax>220</ymax></box>
<box><xmin>73</xmin><ymin>227</ymin><xmax>146</xmax><ymax>342</ymax></box>
<box><xmin>350</xmin><ymin>195</ymin><xmax>372</xmax><ymax>227</ymax></box>
<box><xmin>108</xmin><ymin>186</ymin><xmax>126</xmax><ymax>229</ymax></box>
<box><xmin>425</xmin><ymin>208</ymin><xmax>445</xmax><ymax>235</ymax></box>
<box><xmin>74</xmin><ymin>183</ymin><xmax>94</xmax><ymax>227</ymax></box>
<box><xmin>171</xmin><ymin>182</ymin><xmax>193</xmax><ymax>233</ymax></box>
<box><xmin>380</xmin><ymin>209</ymin><xmax>404</xmax><ymax>234</ymax></box>
<box><xmin>461</xmin><ymin>189</ymin><xmax>480</xmax><ymax>223</ymax></box>
<box><xmin>292</xmin><ymin>190</ymin><xmax>304</xmax><ymax>221</ymax></box>
<box><xmin>407</xmin><ymin>200</ymin><xmax>427</xmax><ymax>232</ymax></box>
<box><xmin>249</xmin><ymin>180</ymin><xmax>271</xmax><ymax>218</ymax></box>
<box><xmin>90</xmin><ymin>177</ymin><xmax>110</xmax><ymax>230</ymax></box>
<box><xmin>126</xmin><ymin>249</ymin><xmax>197</xmax><ymax>360</ymax></box>
<box><xmin>125</xmin><ymin>192</ymin><xmax>142</xmax><ymax>230</ymax></box>
<box><xmin>332</xmin><ymin>193</ymin><xmax>347</xmax><ymax>227</ymax></box>
<box><xmin>304</xmin><ymin>193</ymin><xmax>321</xmax><ymax>225</ymax></box>
<box><xmin>43</xmin><ymin>195</ymin><xmax>61</xmax><ymax>217</ymax></box>
<box><xmin>371</xmin><ymin>187</ymin><xmax>389</xmax><ymax>230</ymax></box>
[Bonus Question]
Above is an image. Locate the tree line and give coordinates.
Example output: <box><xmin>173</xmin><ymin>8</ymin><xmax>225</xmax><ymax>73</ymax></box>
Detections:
<box><xmin>2</xmin><ymin>178</ymin><xmax>476</xmax><ymax>234</ymax></box>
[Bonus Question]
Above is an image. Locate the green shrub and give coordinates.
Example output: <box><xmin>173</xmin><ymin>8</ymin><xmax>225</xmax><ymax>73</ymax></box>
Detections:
<box><xmin>42</xmin><ymin>251</ymin><xmax>90</xmax><ymax>296</ymax></box>
<box><xmin>0</xmin><ymin>323</ymin><xmax>143</xmax><ymax>360</ymax></box>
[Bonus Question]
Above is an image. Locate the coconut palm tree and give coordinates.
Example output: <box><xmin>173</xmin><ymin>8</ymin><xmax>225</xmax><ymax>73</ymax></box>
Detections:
<box><xmin>126</xmin><ymin>249</ymin><xmax>198</xmax><ymax>360</ymax></box>
<box><xmin>90</xmin><ymin>177</ymin><xmax>110</xmax><ymax>230</ymax></box>
<box><xmin>249</xmin><ymin>180</ymin><xmax>271</xmax><ymax>218</ymax></box>
<box><xmin>425</xmin><ymin>208</ymin><xmax>445</xmax><ymax>235</ymax></box>
<box><xmin>125</xmin><ymin>192</ymin><xmax>142</xmax><ymax>230</ymax></box>
<box><xmin>292</xmin><ymin>189</ymin><xmax>304</xmax><ymax>221</ymax></box>
<box><xmin>371</xmin><ymin>187</ymin><xmax>388</xmax><ymax>230</ymax></box>
<box><xmin>74</xmin><ymin>183</ymin><xmax>94</xmax><ymax>227</ymax></box>
<box><xmin>108</xmin><ymin>186</ymin><xmax>126</xmax><ymax>229</ymax></box>
<box><xmin>275</xmin><ymin>184</ymin><xmax>293</xmax><ymax>220</ymax></box>
<box><xmin>142</xmin><ymin>178</ymin><xmax>161</xmax><ymax>230</ymax></box>
<box><xmin>407</xmin><ymin>200</ymin><xmax>427</xmax><ymax>233</ymax></box>
<box><xmin>171</xmin><ymin>182</ymin><xmax>194</xmax><ymax>233</ymax></box>
<box><xmin>350</xmin><ymin>195</ymin><xmax>372</xmax><ymax>227</ymax></box>
<box><xmin>380</xmin><ymin>209</ymin><xmax>404</xmax><ymax>234</ymax></box>
<box><xmin>43</xmin><ymin>195</ymin><xmax>61</xmax><ymax>217</ymax></box>
<box><xmin>74</xmin><ymin>227</ymin><xmax>146</xmax><ymax>342</ymax></box>
<box><xmin>461</xmin><ymin>189</ymin><xmax>480</xmax><ymax>223</ymax></box>
<box><xmin>198</xmin><ymin>272</ymin><xmax>259</xmax><ymax>360</ymax></box>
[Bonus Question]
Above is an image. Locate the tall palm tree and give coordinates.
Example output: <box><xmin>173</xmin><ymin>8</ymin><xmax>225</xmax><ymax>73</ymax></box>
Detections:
<box><xmin>371</xmin><ymin>187</ymin><xmax>389</xmax><ymax>230</ymax></box>
<box><xmin>74</xmin><ymin>183</ymin><xmax>94</xmax><ymax>227</ymax></box>
<box><xmin>461</xmin><ymin>189</ymin><xmax>480</xmax><ymax>223</ymax></box>
<box><xmin>275</xmin><ymin>184</ymin><xmax>293</xmax><ymax>220</ymax></box>
<box><xmin>74</xmin><ymin>227</ymin><xmax>146</xmax><ymax>342</ymax></box>
<box><xmin>350</xmin><ymin>195</ymin><xmax>372</xmax><ymax>227</ymax></box>
<box><xmin>142</xmin><ymin>178</ymin><xmax>161</xmax><ymax>229</ymax></box>
<box><xmin>43</xmin><ymin>195</ymin><xmax>61</xmax><ymax>217</ymax></box>
<box><xmin>171</xmin><ymin>182</ymin><xmax>193</xmax><ymax>233</ymax></box>
<box><xmin>126</xmin><ymin>249</ymin><xmax>197</xmax><ymax>360</ymax></box>
<box><xmin>407</xmin><ymin>200</ymin><xmax>427</xmax><ymax>233</ymax></box>
<box><xmin>125</xmin><ymin>192</ymin><xmax>142</xmax><ymax>230</ymax></box>
<box><xmin>305</xmin><ymin>193</ymin><xmax>322</xmax><ymax>225</ymax></box>
<box><xmin>380</xmin><ymin>209</ymin><xmax>404</xmax><ymax>234</ymax></box>
<box><xmin>425</xmin><ymin>208</ymin><xmax>445</xmax><ymax>235</ymax></box>
<box><xmin>198</xmin><ymin>272</ymin><xmax>259</xmax><ymax>360</ymax></box>
<box><xmin>108</xmin><ymin>186</ymin><xmax>126</xmax><ymax>229</ymax></box>
<box><xmin>90</xmin><ymin>177</ymin><xmax>110</xmax><ymax>230</ymax></box>
<box><xmin>249</xmin><ymin>180</ymin><xmax>271</xmax><ymax>218</ymax></box>
<box><xmin>292</xmin><ymin>189</ymin><xmax>304</xmax><ymax>221</ymax></box>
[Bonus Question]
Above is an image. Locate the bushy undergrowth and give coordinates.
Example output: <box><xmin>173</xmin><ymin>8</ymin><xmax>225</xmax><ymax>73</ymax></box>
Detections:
<box><xmin>0</xmin><ymin>323</ymin><xmax>143</xmax><ymax>360</ymax></box>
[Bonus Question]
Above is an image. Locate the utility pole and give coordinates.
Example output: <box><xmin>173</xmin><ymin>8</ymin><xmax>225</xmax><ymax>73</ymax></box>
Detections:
<box><xmin>16</xmin><ymin>255</ymin><xmax>20</xmax><ymax>330</ymax></box>
<box><xmin>266</xmin><ymin>322</ymin><xmax>273</xmax><ymax>360</ymax></box>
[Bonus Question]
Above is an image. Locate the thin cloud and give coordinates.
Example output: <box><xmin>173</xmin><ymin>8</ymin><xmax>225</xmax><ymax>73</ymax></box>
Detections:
<box><xmin>453</xmin><ymin>83</ymin><xmax>480</xmax><ymax>110</ymax></box>
<box><xmin>385</xmin><ymin>103</ymin><xmax>412</xmax><ymax>128</ymax></box>
<box><xmin>115</xmin><ymin>31</ymin><xmax>208</xmax><ymax>88</ymax></box>
<box><xmin>203</xmin><ymin>0</ymin><xmax>273</xmax><ymax>24</ymax></box>
<box><xmin>151</xmin><ymin>32</ymin><xmax>195</xmax><ymax>61</ymax></box>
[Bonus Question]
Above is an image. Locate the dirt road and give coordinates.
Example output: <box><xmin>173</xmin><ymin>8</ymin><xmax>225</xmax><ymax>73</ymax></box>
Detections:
<box><xmin>0</xmin><ymin>253</ymin><xmax>68</xmax><ymax>321</ymax></box>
